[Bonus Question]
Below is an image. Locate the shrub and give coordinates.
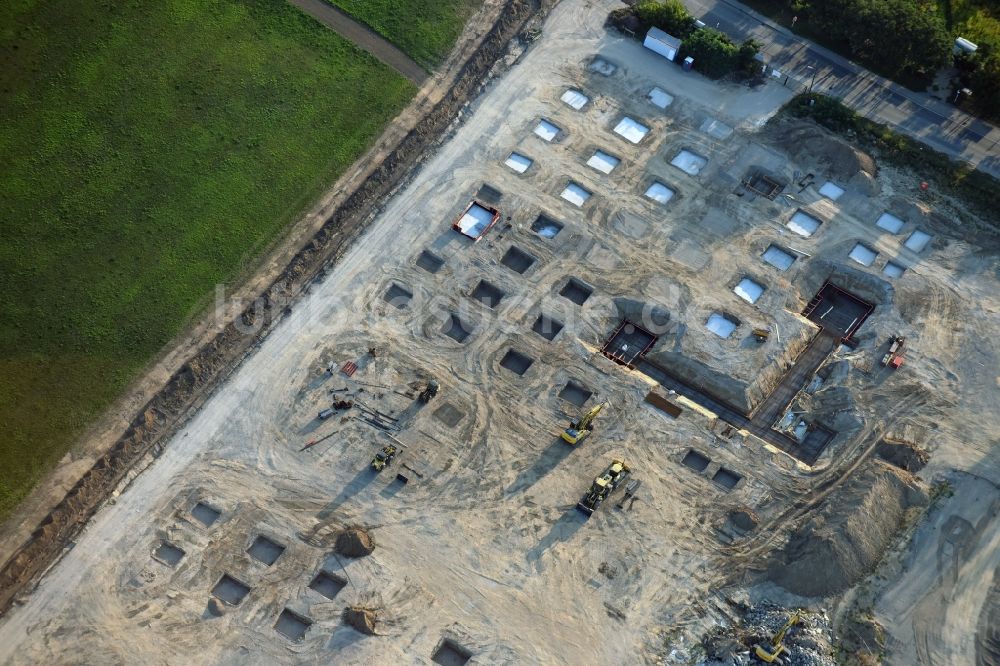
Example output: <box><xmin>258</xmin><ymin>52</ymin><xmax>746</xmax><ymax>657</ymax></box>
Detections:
<box><xmin>678</xmin><ymin>28</ymin><xmax>740</xmax><ymax>78</ymax></box>
<box><xmin>635</xmin><ymin>0</ymin><xmax>697</xmax><ymax>38</ymax></box>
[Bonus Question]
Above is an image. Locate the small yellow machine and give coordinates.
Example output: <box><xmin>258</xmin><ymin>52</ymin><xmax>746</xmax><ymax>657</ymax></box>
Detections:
<box><xmin>576</xmin><ymin>459</ymin><xmax>631</xmax><ymax>516</ymax></box>
<box><xmin>754</xmin><ymin>612</ymin><xmax>800</xmax><ymax>664</ymax></box>
<box><xmin>561</xmin><ymin>402</ymin><xmax>605</xmax><ymax>445</ymax></box>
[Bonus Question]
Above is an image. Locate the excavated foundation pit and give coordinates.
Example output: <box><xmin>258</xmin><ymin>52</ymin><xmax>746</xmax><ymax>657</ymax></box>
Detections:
<box><xmin>383</xmin><ymin>283</ymin><xmax>413</xmax><ymax>309</ymax></box>
<box><xmin>275</xmin><ymin>608</ymin><xmax>312</xmax><ymax>642</ymax></box>
<box><xmin>500</xmin><ymin>246</ymin><xmax>536</xmax><ymax>274</ymax></box>
<box><xmin>682</xmin><ymin>449</ymin><xmax>711</xmax><ymax>472</ymax></box>
<box><xmin>560</xmin><ymin>278</ymin><xmax>593</xmax><ymax>306</ymax></box>
<box><xmin>531</xmin><ymin>214</ymin><xmax>563</xmax><ymax>239</ymax></box>
<box><xmin>471</xmin><ymin>280</ymin><xmax>505</xmax><ymax>308</ymax></box>
<box><xmin>500</xmin><ymin>350</ymin><xmax>534</xmax><ymax>375</ymax></box>
<box><xmin>602</xmin><ymin>320</ymin><xmax>657</xmax><ymax>366</ymax></box>
<box><xmin>432</xmin><ymin>639</ymin><xmax>473</xmax><ymax>666</ymax></box>
<box><xmin>712</xmin><ymin>468</ymin><xmax>742</xmax><ymax>490</ymax></box>
<box><xmin>803</xmin><ymin>281</ymin><xmax>874</xmax><ymax>338</ymax></box>
<box><xmin>191</xmin><ymin>502</ymin><xmax>221</xmax><ymax>528</ymax></box>
<box><xmin>476</xmin><ymin>184</ymin><xmax>502</xmax><ymax>204</ymax></box>
<box><xmin>153</xmin><ymin>541</ymin><xmax>185</xmax><ymax>567</ymax></box>
<box><xmin>308</xmin><ymin>571</ymin><xmax>346</xmax><ymax>599</ymax></box>
<box><xmin>416</xmin><ymin>250</ymin><xmax>445</xmax><ymax>273</ymax></box>
<box><xmin>532</xmin><ymin>314</ymin><xmax>564</xmax><ymax>341</ymax></box>
<box><xmin>744</xmin><ymin>171</ymin><xmax>784</xmax><ymax>199</ymax></box>
<box><xmin>559</xmin><ymin>381</ymin><xmax>592</xmax><ymax>407</ymax></box>
<box><xmin>247</xmin><ymin>535</ymin><xmax>285</xmax><ymax>566</ymax></box>
<box><xmin>212</xmin><ymin>574</ymin><xmax>251</xmax><ymax>606</ymax></box>
<box><xmin>442</xmin><ymin>314</ymin><xmax>472</xmax><ymax>342</ymax></box>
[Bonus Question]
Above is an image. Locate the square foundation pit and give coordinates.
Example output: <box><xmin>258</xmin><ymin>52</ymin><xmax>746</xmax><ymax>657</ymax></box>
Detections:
<box><xmin>559</xmin><ymin>381</ymin><xmax>593</xmax><ymax>407</ymax></box>
<box><xmin>534</xmin><ymin>119</ymin><xmax>561</xmax><ymax>142</ymax></box>
<box><xmin>471</xmin><ymin>280</ymin><xmax>505</xmax><ymax>308</ymax></box>
<box><xmin>191</xmin><ymin>502</ymin><xmax>221</xmax><ymax>528</ymax></box>
<box><xmin>432</xmin><ymin>639</ymin><xmax>473</xmax><ymax>666</ymax></box>
<box><xmin>787</xmin><ymin>210</ymin><xmax>821</xmax><ymax>237</ymax></box>
<box><xmin>504</xmin><ymin>152</ymin><xmax>533</xmax><ymax>173</ymax></box>
<box><xmin>883</xmin><ymin>261</ymin><xmax>905</xmax><ymax>278</ymax></box>
<box><xmin>500</xmin><ymin>246</ymin><xmax>536</xmax><ymax>274</ymax></box>
<box><xmin>762</xmin><ymin>244</ymin><xmax>796</xmax><ymax>272</ymax></box>
<box><xmin>212</xmin><ymin>574</ymin><xmax>251</xmax><ymax>606</ymax></box>
<box><xmin>848</xmin><ymin>243</ymin><xmax>878</xmax><ymax>267</ymax></box>
<box><xmin>560</xmin><ymin>182</ymin><xmax>591</xmax><ymax>207</ymax></box>
<box><xmin>416</xmin><ymin>250</ymin><xmax>445</xmax><ymax>273</ymax></box>
<box><xmin>309</xmin><ymin>571</ymin><xmax>347</xmax><ymax>599</ymax></box>
<box><xmin>733</xmin><ymin>278</ymin><xmax>765</xmax><ymax>304</ymax></box>
<box><xmin>670</xmin><ymin>149</ymin><xmax>708</xmax><ymax>176</ymax></box>
<box><xmin>561</xmin><ymin>88</ymin><xmax>589</xmax><ymax>110</ymax></box>
<box><xmin>681</xmin><ymin>449</ymin><xmax>711</xmax><ymax>472</ymax></box>
<box><xmin>613</xmin><ymin>117</ymin><xmax>649</xmax><ymax>144</ymax></box>
<box><xmin>153</xmin><ymin>541</ymin><xmax>185</xmax><ymax>567</ymax></box>
<box><xmin>500</xmin><ymin>350</ymin><xmax>534</xmax><ymax>376</ymax></box>
<box><xmin>383</xmin><ymin>283</ymin><xmax>413</xmax><ymax>309</ymax></box>
<box><xmin>531</xmin><ymin>213</ymin><xmax>563</xmax><ymax>239</ymax></box>
<box><xmin>819</xmin><ymin>181</ymin><xmax>845</xmax><ymax>200</ymax></box>
<box><xmin>706</xmin><ymin>312</ymin><xmax>739</xmax><ymax>339</ymax></box>
<box><xmin>586</xmin><ymin>150</ymin><xmax>620</xmax><ymax>174</ymax></box>
<box><xmin>442</xmin><ymin>314</ymin><xmax>472</xmax><ymax>342</ymax></box>
<box><xmin>248</xmin><ymin>535</ymin><xmax>286</xmax><ymax>566</ymax></box>
<box><xmin>275</xmin><ymin>608</ymin><xmax>312</xmax><ymax>642</ymax></box>
<box><xmin>905</xmin><ymin>230</ymin><xmax>932</xmax><ymax>252</ymax></box>
<box><xmin>647</xmin><ymin>86</ymin><xmax>674</xmax><ymax>109</ymax></box>
<box><xmin>713</xmin><ymin>467</ymin><xmax>742</xmax><ymax>490</ymax></box>
<box><xmin>644</xmin><ymin>181</ymin><xmax>675</xmax><ymax>204</ymax></box>
<box><xmin>532</xmin><ymin>314</ymin><xmax>564</xmax><ymax>341</ymax></box>
<box><xmin>433</xmin><ymin>402</ymin><xmax>465</xmax><ymax>428</ymax></box>
<box><xmin>875</xmin><ymin>212</ymin><xmax>904</xmax><ymax>233</ymax></box>
<box><xmin>559</xmin><ymin>278</ymin><xmax>593</xmax><ymax>305</ymax></box>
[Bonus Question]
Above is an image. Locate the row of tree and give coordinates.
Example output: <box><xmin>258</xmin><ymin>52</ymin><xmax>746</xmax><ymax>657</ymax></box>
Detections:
<box><xmin>610</xmin><ymin>0</ymin><xmax>763</xmax><ymax>80</ymax></box>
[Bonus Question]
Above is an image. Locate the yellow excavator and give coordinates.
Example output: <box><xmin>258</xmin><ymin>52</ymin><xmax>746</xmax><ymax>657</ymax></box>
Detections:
<box><xmin>754</xmin><ymin>612</ymin><xmax>800</xmax><ymax>664</ymax></box>
<box><xmin>561</xmin><ymin>402</ymin><xmax>606</xmax><ymax>445</ymax></box>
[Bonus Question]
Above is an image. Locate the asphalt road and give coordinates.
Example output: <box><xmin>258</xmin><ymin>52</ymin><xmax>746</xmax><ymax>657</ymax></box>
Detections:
<box><xmin>680</xmin><ymin>0</ymin><xmax>1000</xmax><ymax>178</ymax></box>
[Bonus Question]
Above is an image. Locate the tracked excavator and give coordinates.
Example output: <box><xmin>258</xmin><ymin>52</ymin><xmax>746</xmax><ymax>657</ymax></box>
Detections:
<box><xmin>561</xmin><ymin>402</ymin><xmax>606</xmax><ymax>445</ymax></box>
<box><xmin>576</xmin><ymin>459</ymin><xmax>631</xmax><ymax>516</ymax></box>
<box><xmin>753</xmin><ymin>612</ymin><xmax>800</xmax><ymax>664</ymax></box>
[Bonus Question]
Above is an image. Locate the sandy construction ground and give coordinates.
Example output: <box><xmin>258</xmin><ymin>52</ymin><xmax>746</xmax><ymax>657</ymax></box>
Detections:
<box><xmin>1</xmin><ymin>1</ymin><xmax>998</xmax><ymax>664</ymax></box>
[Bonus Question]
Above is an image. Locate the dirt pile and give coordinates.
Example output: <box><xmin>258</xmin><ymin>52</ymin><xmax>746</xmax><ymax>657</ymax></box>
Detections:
<box><xmin>875</xmin><ymin>439</ymin><xmax>929</xmax><ymax>472</ymax></box>
<box><xmin>343</xmin><ymin>607</ymin><xmax>378</xmax><ymax>635</ymax></box>
<box><xmin>336</xmin><ymin>527</ymin><xmax>375</xmax><ymax>557</ymax></box>
<box><xmin>768</xmin><ymin>461</ymin><xmax>927</xmax><ymax>597</ymax></box>
<box><xmin>836</xmin><ymin>613</ymin><xmax>886</xmax><ymax>666</ymax></box>
<box><xmin>765</xmin><ymin>119</ymin><xmax>877</xmax><ymax>190</ymax></box>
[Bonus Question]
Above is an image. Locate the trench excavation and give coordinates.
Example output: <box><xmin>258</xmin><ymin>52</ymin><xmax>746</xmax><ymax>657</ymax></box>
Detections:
<box><xmin>602</xmin><ymin>281</ymin><xmax>874</xmax><ymax>466</ymax></box>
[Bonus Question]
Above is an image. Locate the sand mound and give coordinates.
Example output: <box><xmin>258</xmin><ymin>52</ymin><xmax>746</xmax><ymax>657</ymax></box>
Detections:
<box><xmin>343</xmin><ymin>607</ymin><xmax>377</xmax><ymax>635</ymax></box>
<box><xmin>768</xmin><ymin>461</ymin><xmax>927</xmax><ymax>597</ymax></box>
<box><xmin>766</xmin><ymin>120</ymin><xmax>876</xmax><ymax>185</ymax></box>
<box><xmin>335</xmin><ymin>527</ymin><xmax>374</xmax><ymax>557</ymax></box>
<box><xmin>875</xmin><ymin>439</ymin><xmax>928</xmax><ymax>472</ymax></box>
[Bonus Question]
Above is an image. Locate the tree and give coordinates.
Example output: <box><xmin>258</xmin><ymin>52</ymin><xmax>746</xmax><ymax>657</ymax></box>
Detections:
<box><xmin>635</xmin><ymin>0</ymin><xmax>697</xmax><ymax>38</ymax></box>
<box><xmin>678</xmin><ymin>28</ymin><xmax>740</xmax><ymax>79</ymax></box>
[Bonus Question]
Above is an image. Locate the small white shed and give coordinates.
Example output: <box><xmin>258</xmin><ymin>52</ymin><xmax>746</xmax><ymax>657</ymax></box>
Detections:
<box><xmin>644</xmin><ymin>27</ymin><xmax>681</xmax><ymax>62</ymax></box>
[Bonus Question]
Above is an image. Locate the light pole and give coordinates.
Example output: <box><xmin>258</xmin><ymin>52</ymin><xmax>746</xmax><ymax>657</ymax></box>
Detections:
<box><xmin>806</xmin><ymin>65</ymin><xmax>817</xmax><ymax>93</ymax></box>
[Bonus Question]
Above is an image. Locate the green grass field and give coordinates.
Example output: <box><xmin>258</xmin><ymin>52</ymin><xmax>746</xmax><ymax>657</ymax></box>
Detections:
<box><xmin>328</xmin><ymin>0</ymin><xmax>481</xmax><ymax>68</ymax></box>
<box><xmin>0</xmin><ymin>0</ymin><xmax>417</xmax><ymax>520</ymax></box>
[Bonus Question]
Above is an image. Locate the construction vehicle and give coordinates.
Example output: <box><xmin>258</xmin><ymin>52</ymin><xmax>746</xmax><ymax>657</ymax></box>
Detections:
<box><xmin>371</xmin><ymin>444</ymin><xmax>398</xmax><ymax>471</ymax></box>
<box><xmin>576</xmin><ymin>459</ymin><xmax>631</xmax><ymax>516</ymax></box>
<box><xmin>881</xmin><ymin>336</ymin><xmax>906</xmax><ymax>369</ymax></box>
<box><xmin>753</xmin><ymin>612</ymin><xmax>800</xmax><ymax>664</ymax></box>
<box><xmin>561</xmin><ymin>402</ymin><xmax>606</xmax><ymax>445</ymax></box>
